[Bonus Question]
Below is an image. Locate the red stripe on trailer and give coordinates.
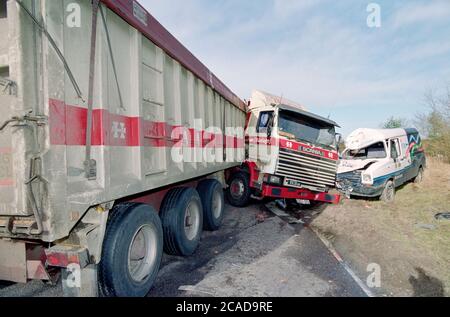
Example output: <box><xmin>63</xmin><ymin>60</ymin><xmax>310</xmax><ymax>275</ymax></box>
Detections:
<box><xmin>0</xmin><ymin>148</ymin><xmax>13</xmax><ymax>186</ymax></box>
<box><xmin>100</xmin><ymin>0</ymin><xmax>246</xmax><ymax>112</ymax></box>
<box><xmin>49</xmin><ymin>99</ymin><xmax>244</xmax><ymax>149</ymax></box>
<box><xmin>0</xmin><ymin>179</ymin><xmax>13</xmax><ymax>186</ymax></box>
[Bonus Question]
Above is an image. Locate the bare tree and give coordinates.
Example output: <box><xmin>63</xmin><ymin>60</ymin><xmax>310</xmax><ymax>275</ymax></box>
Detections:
<box><xmin>416</xmin><ymin>85</ymin><xmax>450</xmax><ymax>162</ymax></box>
<box><xmin>381</xmin><ymin>116</ymin><xmax>409</xmax><ymax>129</ymax></box>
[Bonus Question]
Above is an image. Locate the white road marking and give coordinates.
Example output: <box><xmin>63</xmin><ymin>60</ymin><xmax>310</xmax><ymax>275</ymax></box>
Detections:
<box><xmin>309</xmin><ymin>226</ymin><xmax>376</xmax><ymax>298</ymax></box>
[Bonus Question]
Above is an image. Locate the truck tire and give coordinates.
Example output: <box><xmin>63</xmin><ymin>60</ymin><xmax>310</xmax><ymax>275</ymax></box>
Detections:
<box><xmin>414</xmin><ymin>166</ymin><xmax>424</xmax><ymax>184</ymax></box>
<box><xmin>160</xmin><ymin>188</ymin><xmax>203</xmax><ymax>256</ymax></box>
<box><xmin>380</xmin><ymin>180</ymin><xmax>395</xmax><ymax>203</ymax></box>
<box><xmin>197</xmin><ymin>179</ymin><xmax>225</xmax><ymax>231</ymax></box>
<box><xmin>99</xmin><ymin>203</ymin><xmax>163</xmax><ymax>297</ymax></box>
<box><xmin>226</xmin><ymin>172</ymin><xmax>251</xmax><ymax>207</ymax></box>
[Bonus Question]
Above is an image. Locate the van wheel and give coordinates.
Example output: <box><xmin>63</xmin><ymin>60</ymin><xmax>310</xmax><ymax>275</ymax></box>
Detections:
<box><xmin>226</xmin><ymin>172</ymin><xmax>251</xmax><ymax>207</ymax></box>
<box><xmin>414</xmin><ymin>167</ymin><xmax>424</xmax><ymax>184</ymax></box>
<box><xmin>380</xmin><ymin>180</ymin><xmax>395</xmax><ymax>203</ymax></box>
<box><xmin>160</xmin><ymin>188</ymin><xmax>203</xmax><ymax>256</ymax></box>
<box><xmin>99</xmin><ymin>203</ymin><xmax>163</xmax><ymax>297</ymax></box>
<box><xmin>197</xmin><ymin>179</ymin><xmax>225</xmax><ymax>231</ymax></box>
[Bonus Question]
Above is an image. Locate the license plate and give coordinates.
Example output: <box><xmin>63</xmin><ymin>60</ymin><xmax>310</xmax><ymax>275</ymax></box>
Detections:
<box><xmin>284</xmin><ymin>178</ymin><xmax>302</xmax><ymax>188</ymax></box>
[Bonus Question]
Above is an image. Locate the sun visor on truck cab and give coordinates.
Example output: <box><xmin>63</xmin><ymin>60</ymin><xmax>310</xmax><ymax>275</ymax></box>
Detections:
<box><xmin>250</xmin><ymin>90</ymin><xmax>307</xmax><ymax>111</ymax></box>
<box><xmin>277</xmin><ymin>104</ymin><xmax>341</xmax><ymax>128</ymax></box>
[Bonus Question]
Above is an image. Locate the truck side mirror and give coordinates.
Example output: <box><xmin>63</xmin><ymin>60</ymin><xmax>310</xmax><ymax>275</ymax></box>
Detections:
<box><xmin>335</xmin><ymin>133</ymin><xmax>343</xmax><ymax>146</ymax></box>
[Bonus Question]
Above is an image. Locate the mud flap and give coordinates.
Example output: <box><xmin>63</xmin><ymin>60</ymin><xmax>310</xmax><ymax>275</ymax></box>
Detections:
<box><xmin>62</xmin><ymin>264</ymin><xmax>98</xmax><ymax>297</ymax></box>
<box><xmin>0</xmin><ymin>239</ymin><xmax>27</xmax><ymax>283</ymax></box>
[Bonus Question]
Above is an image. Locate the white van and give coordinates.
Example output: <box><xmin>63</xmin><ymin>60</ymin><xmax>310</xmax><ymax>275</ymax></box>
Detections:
<box><xmin>337</xmin><ymin>128</ymin><xmax>426</xmax><ymax>202</ymax></box>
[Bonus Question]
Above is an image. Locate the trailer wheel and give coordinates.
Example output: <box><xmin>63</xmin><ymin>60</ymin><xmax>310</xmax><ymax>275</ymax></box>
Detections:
<box><xmin>197</xmin><ymin>179</ymin><xmax>225</xmax><ymax>231</ymax></box>
<box><xmin>226</xmin><ymin>172</ymin><xmax>251</xmax><ymax>207</ymax></box>
<box><xmin>414</xmin><ymin>166</ymin><xmax>424</xmax><ymax>184</ymax></box>
<box><xmin>160</xmin><ymin>188</ymin><xmax>203</xmax><ymax>256</ymax></box>
<box><xmin>99</xmin><ymin>203</ymin><xmax>163</xmax><ymax>297</ymax></box>
<box><xmin>380</xmin><ymin>180</ymin><xmax>395</xmax><ymax>203</ymax></box>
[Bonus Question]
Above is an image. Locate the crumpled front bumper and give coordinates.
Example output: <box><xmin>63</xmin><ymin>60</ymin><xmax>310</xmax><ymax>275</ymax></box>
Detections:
<box><xmin>336</xmin><ymin>175</ymin><xmax>384</xmax><ymax>198</ymax></box>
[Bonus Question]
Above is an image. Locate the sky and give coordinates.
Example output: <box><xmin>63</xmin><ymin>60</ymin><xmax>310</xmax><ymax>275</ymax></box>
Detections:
<box><xmin>140</xmin><ymin>0</ymin><xmax>450</xmax><ymax>136</ymax></box>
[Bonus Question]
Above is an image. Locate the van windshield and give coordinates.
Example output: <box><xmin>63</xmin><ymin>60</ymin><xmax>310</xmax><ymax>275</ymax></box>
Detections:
<box><xmin>278</xmin><ymin>110</ymin><xmax>336</xmax><ymax>147</ymax></box>
<box><xmin>343</xmin><ymin>142</ymin><xmax>387</xmax><ymax>160</ymax></box>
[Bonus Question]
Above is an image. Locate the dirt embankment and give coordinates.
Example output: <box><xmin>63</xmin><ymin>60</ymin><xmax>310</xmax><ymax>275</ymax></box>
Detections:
<box><xmin>312</xmin><ymin>159</ymin><xmax>450</xmax><ymax>297</ymax></box>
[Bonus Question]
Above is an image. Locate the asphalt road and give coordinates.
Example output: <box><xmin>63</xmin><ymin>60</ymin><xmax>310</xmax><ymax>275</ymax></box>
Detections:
<box><xmin>0</xmin><ymin>203</ymin><xmax>366</xmax><ymax>297</ymax></box>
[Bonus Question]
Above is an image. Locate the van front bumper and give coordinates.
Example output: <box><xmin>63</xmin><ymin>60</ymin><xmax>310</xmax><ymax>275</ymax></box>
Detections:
<box><xmin>336</xmin><ymin>179</ymin><xmax>384</xmax><ymax>198</ymax></box>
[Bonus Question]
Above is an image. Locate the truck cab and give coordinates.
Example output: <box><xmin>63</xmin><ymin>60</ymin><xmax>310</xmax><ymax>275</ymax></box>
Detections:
<box><xmin>226</xmin><ymin>90</ymin><xmax>341</xmax><ymax>207</ymax></box>
<box><xmin>337</xmin><ymin>128</ymin><xmax>426</xmax><ymax>203</ymax></box>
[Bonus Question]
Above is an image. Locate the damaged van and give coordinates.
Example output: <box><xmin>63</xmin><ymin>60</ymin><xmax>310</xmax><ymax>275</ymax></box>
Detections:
<box><xmin>337</xmin><ymin>128</ymin><xmax>426</xmax><ymax>202</ymax></box>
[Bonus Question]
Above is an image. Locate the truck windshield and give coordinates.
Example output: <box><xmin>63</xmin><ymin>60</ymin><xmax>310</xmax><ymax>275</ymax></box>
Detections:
<box><xmin>278</xmin><ymin>110</ymin><xmax>336</xmax><ymax>147</ymax></box>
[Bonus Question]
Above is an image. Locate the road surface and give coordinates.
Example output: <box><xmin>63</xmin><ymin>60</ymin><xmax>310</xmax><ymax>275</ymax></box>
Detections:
<box><xmin>0</xmin><ymin>203</ymin><xmax>366</xmax><ymax>297</ymax></box>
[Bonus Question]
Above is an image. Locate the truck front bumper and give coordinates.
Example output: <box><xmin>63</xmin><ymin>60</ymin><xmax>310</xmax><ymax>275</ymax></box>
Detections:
<box><xmin>261</xmin><ymin>185</ymin><xmax>341</xmax><ymax>204</ymax></box>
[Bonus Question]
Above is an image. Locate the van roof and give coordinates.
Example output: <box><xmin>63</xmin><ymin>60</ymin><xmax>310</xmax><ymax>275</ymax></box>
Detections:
<box><xmin>345</xmin><ymin>128</ymin><xmax>413</xmax><ymax>150</ymax></box>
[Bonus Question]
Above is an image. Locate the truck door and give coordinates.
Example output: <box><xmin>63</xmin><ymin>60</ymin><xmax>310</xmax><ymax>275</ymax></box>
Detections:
<box><xmin>248</xmin><ymin>111</ymin><xmax>274</xmax><ymax>164</ymax></box>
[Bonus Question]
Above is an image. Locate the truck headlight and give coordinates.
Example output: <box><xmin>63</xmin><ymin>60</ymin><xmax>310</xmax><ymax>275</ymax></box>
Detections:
<box><xmin>269</xmin><ymin>175</ymin><xmax>283</xmax><ymax>185</ymax></box>
<box><xmin>362</xmin><ymin>174</ymin><xmax>373</xmax><ymax>185</ymax></box>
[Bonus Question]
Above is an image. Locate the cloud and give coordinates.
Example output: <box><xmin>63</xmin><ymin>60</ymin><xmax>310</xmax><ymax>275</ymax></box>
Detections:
<box><xmin>273</xmin><ymin>0</ymin><xmax>322</xmax><ymax>17</ymax></box>
<box><xmin>392</xmin><ymin>0</ymin><xmax>450</xmax><ymax>29</ymax></box>
<box><xmin>138</xmin><ymin>0</ymin><xmax>449</xmax><ymax>131</ymax></box>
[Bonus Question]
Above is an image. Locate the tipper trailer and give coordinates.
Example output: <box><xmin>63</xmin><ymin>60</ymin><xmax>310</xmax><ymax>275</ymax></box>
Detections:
<box><xmin>0</xmin><ymin>0</ymin><xmax>340</xmax><ymax>297</ymax></box>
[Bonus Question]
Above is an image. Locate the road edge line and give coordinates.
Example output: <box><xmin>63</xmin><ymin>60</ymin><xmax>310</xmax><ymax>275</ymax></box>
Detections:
<box><xmin>308</xmin><ymin>226</ymin><xmax>376</xmax><ymax>298</ymax></box>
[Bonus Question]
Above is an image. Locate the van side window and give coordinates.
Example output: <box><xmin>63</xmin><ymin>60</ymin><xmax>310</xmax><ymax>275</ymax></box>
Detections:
<box><xmin>390</xmin><ymin>139</ymin><xmax>399</xmax><ymax>159</ymax></box>
<box><xmin>257</xmin><ymin>111</ymin><xmax>274</xmax><ymax>133</ymax></box>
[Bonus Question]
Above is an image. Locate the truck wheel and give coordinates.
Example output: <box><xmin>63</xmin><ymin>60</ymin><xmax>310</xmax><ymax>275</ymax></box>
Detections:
<box><xmin>226</xmin><ymin>172</ymin><xmax>251</xmax><ymax>207</ymax></box>
<box><xmin>197</xmin><ymin>179</ymin><xmax>225</xmax><ymax>231</ymax></box>
<box><xmin>380</xmin><ymin>180</ymin><xmax>395</xmax><ymax>203</ymax></box>
<box><xmin>414</xmin><ymin>167</ymin><xmax>424</xmax><ymax>184</ymax></box>
<box><xmin>160</xmin><ymin>188</ymin><xmax>203</xmax><ymax>256</ymax></box>
<box><xmin>99</xmin><ymin>203</ymin><xmax>163</xmax><ymax>297</ymax></box>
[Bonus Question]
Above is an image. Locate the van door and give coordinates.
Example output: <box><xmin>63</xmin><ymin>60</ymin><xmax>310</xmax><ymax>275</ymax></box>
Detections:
<box><xmin>389</xmin><ymin>138</ymin><xmax>409</xmax><ymax>186</ymax></box>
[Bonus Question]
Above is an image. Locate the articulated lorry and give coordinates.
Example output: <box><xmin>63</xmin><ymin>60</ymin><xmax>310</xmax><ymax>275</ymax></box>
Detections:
<box><xmin>0</xmin><ymin>0</ymin><xmax>340</xmax><ymax>296</ymax></box>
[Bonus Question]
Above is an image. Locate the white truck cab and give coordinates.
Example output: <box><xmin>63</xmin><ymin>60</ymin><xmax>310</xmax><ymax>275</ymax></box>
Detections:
<box><xmin>337</xmin><ymin>128</ymin><xmax>426</xmax><ymax>202</ymax></box>
<box><xmin>226</xmin><ymin>90</ymin><xmax>342</xmax><ymax>207</ymax></box>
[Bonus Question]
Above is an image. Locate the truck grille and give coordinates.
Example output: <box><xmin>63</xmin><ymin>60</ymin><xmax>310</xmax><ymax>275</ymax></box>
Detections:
<box><xmin>275</xmin><ymin>148</ymin><xmax>338</xmax><ymax>191</ymax></box>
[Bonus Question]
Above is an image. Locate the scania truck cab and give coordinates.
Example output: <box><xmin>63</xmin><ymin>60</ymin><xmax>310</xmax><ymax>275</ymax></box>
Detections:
<box><xmin>226</xmin><ymin>90</ymin><xmax>341</xmax><ymax>207</ymax></box>
<box><xmin>336</xmin><ymin>128</ymin><xmax>426</xmax><ymax>203</ymax></box>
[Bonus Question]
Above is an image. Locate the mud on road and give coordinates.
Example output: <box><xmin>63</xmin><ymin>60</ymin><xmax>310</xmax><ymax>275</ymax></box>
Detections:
<box><xmin>0</xmin><ymin>203</ymin><xmax>366</xmax><ymax>297</ymax></box>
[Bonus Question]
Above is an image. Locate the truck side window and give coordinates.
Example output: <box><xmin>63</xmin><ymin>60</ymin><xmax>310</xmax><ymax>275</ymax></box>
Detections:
<box><xmin>257</xmin><ymin>111</ymin><xmax>274</xmax><ymax>133</ymax></box>
<box><xmin>0</xmin><ymin>0</ymin><xmax>6</xmax><ymax>19</ymax></box>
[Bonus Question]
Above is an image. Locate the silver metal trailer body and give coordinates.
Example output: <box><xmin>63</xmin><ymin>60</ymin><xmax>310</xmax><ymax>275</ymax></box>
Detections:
<box><xmin>0</xmin><ymin>0</ymin><xmax>245</xmax><ymax>289</ymax></box>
